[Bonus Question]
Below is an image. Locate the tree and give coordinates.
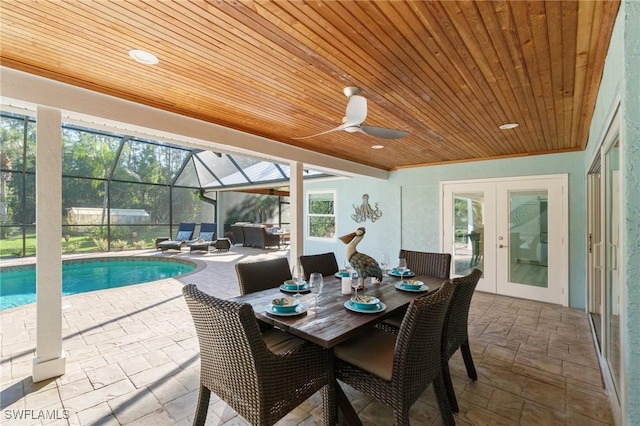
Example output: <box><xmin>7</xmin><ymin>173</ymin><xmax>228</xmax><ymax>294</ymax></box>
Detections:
<box><xmin>0</xmin><ymin>115</ymin><xmax>36</xmax><ymax>238</ymax></box>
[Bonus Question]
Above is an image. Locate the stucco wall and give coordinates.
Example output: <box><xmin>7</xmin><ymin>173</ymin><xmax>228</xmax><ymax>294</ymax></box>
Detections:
<box><xmin>305</xmin><ymin>150</ymin><xmax>586</xmax><ymax>307</ymax></box>
<box><xmin>622</xmin><ymin>0</ymin><xmax>640</xmax><ymax>422</ymax></box>
<box><xmin>580</xmin><ymin>1</ymin><xmax>639</xmax><ymax>421</ymax></box>
<box><xmin>303</xmin><ymin>180</ymin><xmax>402</xmax><ymax>268</ymax></box>
<box><xmin>219</xmin><ymin>191</ymin><xmax>283</xmax><ymax>229</ymax></box>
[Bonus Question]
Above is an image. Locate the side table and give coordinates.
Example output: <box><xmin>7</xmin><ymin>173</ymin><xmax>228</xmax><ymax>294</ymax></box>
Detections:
<box><xmin>214</xmin><ymin>238</ymin><xmax>231</xmax><ymax>252</ymax></box>
<box><xmin>279</xmin><ymin>232</ymin><xmax>290</xmax><ymax>245</ymax></box>
<box><xmin>155</xmin><ymin>237</ymin><xmax>170</xmax><ymax>250</ymax></box>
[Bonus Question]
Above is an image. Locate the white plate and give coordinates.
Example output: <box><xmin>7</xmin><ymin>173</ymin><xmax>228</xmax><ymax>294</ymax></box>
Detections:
<box><xmin>389</xmin><ymin>270</ymin><xmax>415</xmax><ymax>278</ymax></box>
<box><xmin>279</xmin><ymin>284</ymin><xmax>310</xmax><ymax>293</ymax></box>
<box><xmin>394</xmin><ymin>282</ymin><xmax>429</xmax><ymax>292</ymax></box>
<box><xmin>266</xmin><ymin>303</ymin><xmax>308</xmax><ymax>316</ymax></box>
<box><xmin>343</xmin><ymin>300</ymin><xmax>386</xmax><ymax>314</ymax></box>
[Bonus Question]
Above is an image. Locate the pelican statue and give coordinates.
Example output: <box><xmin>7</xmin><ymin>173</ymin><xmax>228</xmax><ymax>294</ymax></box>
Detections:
<box><xmin>339</xmin><ymin>227</ymin><xmax>383</xmax><ymax>282</ymax></box>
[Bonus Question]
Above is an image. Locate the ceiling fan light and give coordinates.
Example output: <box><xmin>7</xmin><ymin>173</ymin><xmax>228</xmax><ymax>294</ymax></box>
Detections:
<box><xmin>499</xmin><ymin>122</ymin><xmax>519</xmax><ymax>130</ymax></box>
<box><xmin>128</xmin><ymin>49</ymin><xmax>159</xmax><ymax>65</ymax></box>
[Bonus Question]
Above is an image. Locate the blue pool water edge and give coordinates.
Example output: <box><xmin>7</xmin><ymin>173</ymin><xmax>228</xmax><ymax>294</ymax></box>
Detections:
<box><xmin>0</xmin><ymin>257</ymin><xmax>197</xmax><ymax>311</ymax></box>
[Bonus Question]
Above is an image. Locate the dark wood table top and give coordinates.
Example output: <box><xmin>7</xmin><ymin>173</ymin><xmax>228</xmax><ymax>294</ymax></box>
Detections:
<box><xmin>229</xmin><ymin>274</ymin><xmax>445</xmax><ymax>348</ymax></box>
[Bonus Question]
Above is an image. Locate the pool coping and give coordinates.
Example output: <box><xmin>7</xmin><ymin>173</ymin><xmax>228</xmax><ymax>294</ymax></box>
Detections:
<box><xmin>0</xmin><ymin>252</ymin><xmax>208</xmax><ymax>311</ymax></box>
<box><xmin>0</xmin><ymin>251</ymin><xmax>207</xmax><ymax>274</ymax></box>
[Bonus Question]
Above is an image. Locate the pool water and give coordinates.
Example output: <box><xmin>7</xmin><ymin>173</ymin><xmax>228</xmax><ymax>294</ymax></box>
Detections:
<box><xmin>0</xmin><ymin>258</ymin><xmax>196</xmax><ymax>310</ymax></box>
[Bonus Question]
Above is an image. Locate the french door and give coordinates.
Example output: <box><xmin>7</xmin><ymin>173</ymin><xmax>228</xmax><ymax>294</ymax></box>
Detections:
<box><xmin>442</xmin><ymin>175</ymin><xmax>568</xmax><ymax>305</ymax></box>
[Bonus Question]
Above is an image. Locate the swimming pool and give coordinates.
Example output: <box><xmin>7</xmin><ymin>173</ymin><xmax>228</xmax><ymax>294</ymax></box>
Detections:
<box><xmin>0</xmin><ymin>257</ymin><xmax>197</xmax><ymax>310</ymax></box>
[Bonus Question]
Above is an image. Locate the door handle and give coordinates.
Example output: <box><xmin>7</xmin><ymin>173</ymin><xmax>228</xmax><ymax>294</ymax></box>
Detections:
<box><xmin>499</xmin><ymin>244</ymin><xmax>508</xmax><ymax>248</ymax></box>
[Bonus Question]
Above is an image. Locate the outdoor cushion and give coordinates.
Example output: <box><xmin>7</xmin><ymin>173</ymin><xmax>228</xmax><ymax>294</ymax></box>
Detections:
<box><xmin>198</xmin><ymin>232</ymin><xmax>215</xmax><ymax>241</ymax></box>
<box><xmin>263</xmin><ymin>328</ymin><xmax>305</xmax><ymax>355</ymax></box>
<box><xmin>176</xmin><ymin>230</ymin><xmax>192</xmax><ymax>241</ymax></box>
<box><xmin>335</xmin><ymin>327</ymin><xmax>396</xmax><ymax>381</ymax></box>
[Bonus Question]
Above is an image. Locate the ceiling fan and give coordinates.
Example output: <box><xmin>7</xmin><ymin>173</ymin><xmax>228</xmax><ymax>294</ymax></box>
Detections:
<box><xmin>294</xmin><ymin>87</ymin><xmax>408</xmax><ymax>140</ymax></box>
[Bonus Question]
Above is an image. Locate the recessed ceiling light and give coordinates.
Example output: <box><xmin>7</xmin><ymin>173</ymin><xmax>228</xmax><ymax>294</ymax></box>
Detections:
<box><xmin>499</xmin><ymin>122</ymin><xmax>519</xmax><ymax>130</ymax></box>
<box><xmin>371</xmin><ymin>144</ymin><xmax>384</xmax><ymax>149</ymax></box>
<box><xmin>128</xmin><ymin>49</ymin><xmax>159</xmax><ymax>65</ymax></box>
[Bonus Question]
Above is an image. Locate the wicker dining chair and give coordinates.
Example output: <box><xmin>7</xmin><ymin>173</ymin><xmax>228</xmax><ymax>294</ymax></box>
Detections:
<box><xmin>235</xmin><ymin>257</ymin><xmax>292</xmax><ymax>295</ymax></box>
<box><xmin>182</xmin><ymin>284</ymin><xmax>336</xmax><ymax>426</ymax></box>
<box><xmin>398</xmin><ymin>249</ymin><xmax>452</xmax><ymax>278</ymax></box>
<box><xmin>334</xmin><ymin>281</ymin><xmax>456</xmax><ymax>426</ymax></box>
<box><xmin>380</xmin><ymin>250</ymin><xmax>452</xmax><ymax>331</ymax></box>
<box><xmin>441</xmin><ymin>268</ymin><xmax>482</xmax><ymax>413</ymax></box>
<box><xmin>299</xmin><ymin>252</ymin><xmax>340</xmax><ymax>280</ymax></box>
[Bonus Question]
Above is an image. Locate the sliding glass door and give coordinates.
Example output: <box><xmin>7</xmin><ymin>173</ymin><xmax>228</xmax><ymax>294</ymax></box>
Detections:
<box><xmin>605</xmin><ymin>137</ymin><xmax>621</xmax><ymax>402</ymax></box>
<box><xmin>586</xmin><ymin>106</ymin><xmax>622</xmax><ymax>421</ymax></box>
<box><xmin>587</xmin><ymin>167</ymin><xmax>603</xmax><ymax>348</ymax></box>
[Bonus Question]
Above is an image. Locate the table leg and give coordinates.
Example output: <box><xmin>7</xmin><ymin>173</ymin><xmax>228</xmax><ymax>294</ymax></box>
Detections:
<box><xmin>329</xmin><ymin>348</ymin><xmax>362</xmax><ymax>426</ymax></box>
<box><xmin>336</xmin><ymin>381</ymin><xmax>362</xmax><ymax>426</ymax></box>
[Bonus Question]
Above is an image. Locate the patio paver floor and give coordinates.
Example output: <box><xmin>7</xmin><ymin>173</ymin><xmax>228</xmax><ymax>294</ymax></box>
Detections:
<box><xmin>1</xmin><ymin>247</ymin><xmax>613</xmax><ymax>425</ymax></box>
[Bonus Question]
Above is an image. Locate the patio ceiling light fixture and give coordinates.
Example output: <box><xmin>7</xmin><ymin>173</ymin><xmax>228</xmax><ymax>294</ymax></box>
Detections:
<box><xmin>499</xmin><ymin>122</ymin><xmax>519</xmax><ymax>130</ymax></box>
<box><xmin>128</xmin><ymin>49</ymin><xmax>159</xmax><ymax>65</ymax></box>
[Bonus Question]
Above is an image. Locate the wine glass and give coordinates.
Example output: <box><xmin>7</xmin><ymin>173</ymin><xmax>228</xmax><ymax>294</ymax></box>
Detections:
<box><xmin>291</xmin><ymin>262</ymin><xmax>303</xmax><ymax>298</ymax></box>
<box><xmin>397</xmin><ymin>258</ymin><xmax>408</xmax><ymax>284</ymax></box>
<box><xmin>380</xmin><ymin>253</ymin><xmax>390</xmax><ymax>277</ymax></box>
<box><xmin>308</xmin><ymin>272</ymin><xmax>324</xmax><ymax>311</ymax></box>
<box><xmin>350</xmin><ymin>270</ymin><xmax>361</xmax><ymax>300</ymax></box>
<box><xmin>343</xmin><ymin>258</ymin><xmax>352</xmax><ymax>274</ymax></box>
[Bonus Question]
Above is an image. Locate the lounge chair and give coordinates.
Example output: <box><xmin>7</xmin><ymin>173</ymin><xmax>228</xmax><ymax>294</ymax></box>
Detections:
<box><xmin>157</xmin><ymin>222</ymin><xmax>196</xmax><ymax>251</ymax></box>
<box><xmin>188</xmin><ymin>223</ymin><xmax>217</xmax><ymax>253</ymax></box>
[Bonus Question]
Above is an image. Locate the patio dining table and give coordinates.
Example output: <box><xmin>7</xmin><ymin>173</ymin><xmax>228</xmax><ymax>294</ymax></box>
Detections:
<box><xmin>230</xmin><ymin>273</ymin><xmax>445</xmax><ymax>425</ymax></box>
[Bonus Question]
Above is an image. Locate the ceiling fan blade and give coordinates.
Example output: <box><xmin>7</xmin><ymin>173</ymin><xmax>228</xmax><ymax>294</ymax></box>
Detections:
<box><xmin>344</xmin><ymin>95</ymin><xmax>367</xmax><ymax>126</ymax></box>
<box><xmin>359</xmin><ymin>125</ymin><xmax>408</xmax><ymax>139</ymax></box>
<box><xmin>292</xmin><ymin>124</ymin><xmax>346</xmax><ymax>140</ymax></box>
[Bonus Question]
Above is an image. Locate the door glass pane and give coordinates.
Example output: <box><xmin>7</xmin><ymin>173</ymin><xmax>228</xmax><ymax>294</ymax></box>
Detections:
<box><xmin>452</xmin><ymin>192</ymin><xmax>484</xmax><ymax>276</ymax></box>
<box><xmin>508</xmin><ymin>190</ymin><xmax>548</xmax><ymax>287</ymax></box>
<box><xmin>588</xmin><ymin>172</ymin><xmax>603</xmax><ymax>347</ymax></box>
<box><xmin>605</xmin><ymin>139</ymin><xmax>621</xmax><ymax>397</ymax></box>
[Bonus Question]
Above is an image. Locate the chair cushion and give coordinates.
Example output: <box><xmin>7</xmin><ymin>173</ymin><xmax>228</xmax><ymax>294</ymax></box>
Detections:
<box><xmin>176</xmin><ymin>230</ymin><xmax>192</xmax><ymax>241</ymax></box>
<box><xmin>383</xmin><ymin>311</ymin><xmax>403</xmax><ymax>329</ymax></box>
<box><xmin>158</xmin><ymin>239</ymin><xmax>183</xmax><ymax>248</ymax></box>
<box><xmin>198</xmin><ymin>232</ymin><xmax>215</xmax><ymax>241</ymax></box>
<box><xmin>263</xmin><ymin>328</ymin><xmax>305</xmax><ymax>355</ymax></box>
<box><xmin>335</xmin><ymin>328</ymin><xmax>396</xmax><ymax>381</ymax></box>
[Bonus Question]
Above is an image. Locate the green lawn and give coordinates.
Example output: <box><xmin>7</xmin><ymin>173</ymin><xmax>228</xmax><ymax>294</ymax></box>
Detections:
<box><xmin>0</xmin><ymin>232</ymin><xmax>157</xmax><ymax>259</ymax></box>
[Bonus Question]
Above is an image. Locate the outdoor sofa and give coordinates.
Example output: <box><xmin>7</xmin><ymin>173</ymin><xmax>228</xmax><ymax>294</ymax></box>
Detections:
<box><xmin>230</xmin><ymin>223</ymin><xmax>280</xmax><ymax>249</ymax></box>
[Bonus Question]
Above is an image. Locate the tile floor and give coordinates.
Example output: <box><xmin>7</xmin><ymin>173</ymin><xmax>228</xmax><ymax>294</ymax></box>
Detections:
<box><xmin>1</xmin><ymin>247</ymin><xmax>613</xmax><ymax>425</ymax></box>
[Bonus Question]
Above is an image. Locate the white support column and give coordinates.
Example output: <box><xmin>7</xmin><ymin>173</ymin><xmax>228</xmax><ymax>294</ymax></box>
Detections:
<box><xmin>215</xmin><ymin>191</ymin><xmax>222</xmax><ymax>239</ymax></box>
<box><xmin>33</xmin><ymin>106</ymin><xmax>66</xmax><ymax>382</ymax></box>
<box><xmin>289</xmin><ymin>162</ymin><xmax>304</xmax><ymax>269</ymax></box>
<box><xmin>467</xmin><ymin>198</ymin><xmax>474</xmax><ymax>249</ymax></box>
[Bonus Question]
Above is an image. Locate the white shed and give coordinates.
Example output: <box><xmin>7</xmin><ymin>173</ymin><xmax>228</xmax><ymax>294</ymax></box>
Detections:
<box><xmin>66</xmin><ymin>208</ymin><xmax>150</xmax><ymax>225</ymax></box>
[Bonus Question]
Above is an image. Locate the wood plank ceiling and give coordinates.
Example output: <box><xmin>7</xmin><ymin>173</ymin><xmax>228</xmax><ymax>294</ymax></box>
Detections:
<box><xmin>0</xmin><ymin>1</ymin><xmax>620</xmax><ymax>171</ymax></box>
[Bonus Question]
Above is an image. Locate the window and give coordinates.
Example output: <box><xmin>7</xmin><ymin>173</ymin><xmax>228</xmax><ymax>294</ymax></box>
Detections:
<box><xmin>307</xmin><ymin>190</ymin><xmax>335</xmax><ymax>239</ymax></box>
